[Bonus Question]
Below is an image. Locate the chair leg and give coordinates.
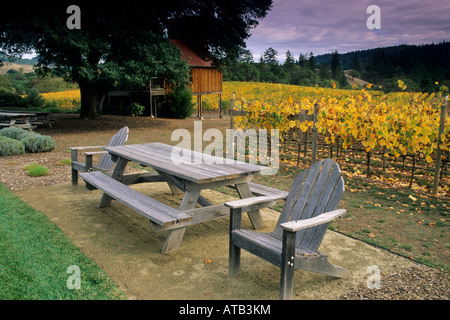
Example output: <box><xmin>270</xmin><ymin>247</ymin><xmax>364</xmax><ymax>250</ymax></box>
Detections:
<box><xmin>71</xmin><ymin>168</ymin><xmax>78</xmax><ymax>186</ymax></box>
<box><xmin>229</xmin><ymin>208</ymin><xmax>242</xmax><ymax>277</ymax></box>
<box><xmin>280</xmin><ymin>230</ymin><xmax>296</xmax><ymax>300</ymax></box>
<box><xmin>229</xmin><ymin>242</ymin><xmax>241</xmax><ymax>277</ymax></box>
<box><xmin>71</xmin><ymin>149</ymin><xmax>79</xmax><ymax>186</ymax></box>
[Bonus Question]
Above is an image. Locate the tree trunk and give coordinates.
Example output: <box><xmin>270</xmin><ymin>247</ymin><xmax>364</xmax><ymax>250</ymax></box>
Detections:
<box><xmin>79</xmin><ymin>82</ymin><xmax>107</xmax><ymax>120</ymax></box>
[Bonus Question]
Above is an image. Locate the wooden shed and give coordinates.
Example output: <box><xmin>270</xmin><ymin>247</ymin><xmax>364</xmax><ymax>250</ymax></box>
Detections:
<box><xmin>107</xmin><ymin>40</ymin><xmax>222</xmax><ymax>118</ymax></box>
<box><xmin>171</xmin><ymin>39</ymin><xmax>223</xmax><ymax>118</ymax></box>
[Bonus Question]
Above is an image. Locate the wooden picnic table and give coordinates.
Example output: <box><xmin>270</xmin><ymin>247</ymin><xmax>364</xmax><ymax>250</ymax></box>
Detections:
<box><xmin>81</xmin><ymin>142</ymin><xmax>288</xmax><ymax>253</ymax></box>
<box><xmin>0</xmin><ymin>110</ymin><xmax>55</xmax><ymax>128</ymax></box>
<box><xmin>0</xmin><ymin>112</ymin><xmax>36</xmax><ymax>130</ymax></box>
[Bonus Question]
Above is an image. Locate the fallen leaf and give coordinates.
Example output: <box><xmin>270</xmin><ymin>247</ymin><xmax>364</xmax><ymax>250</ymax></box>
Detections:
<box><xmin>408</xmin><ymin>195</ymin><xmax>417</xmax><ymax>201</ymax></box>
<box><xmin>368</xmin><ymin>233</ymin><xmax>376</xmax><ymax>238</ymax></box>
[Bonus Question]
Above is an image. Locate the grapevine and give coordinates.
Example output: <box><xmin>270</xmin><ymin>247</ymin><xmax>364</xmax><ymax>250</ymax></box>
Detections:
<box><xmin>228</xmin><ymin>81</ymin><xmax>449</xmax><ymax>194</ymax></box>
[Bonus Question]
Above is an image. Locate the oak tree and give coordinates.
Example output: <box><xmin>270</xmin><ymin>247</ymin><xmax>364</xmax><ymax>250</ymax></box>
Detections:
<box><xmin>1</xmin><ymin>0</ymin><xmax>272</xmax><ymax>119</ymax></box>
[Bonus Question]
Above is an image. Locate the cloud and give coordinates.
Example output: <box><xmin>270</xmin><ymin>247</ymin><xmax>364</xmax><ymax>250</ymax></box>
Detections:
<box><xmin>246</xmin><ymin>0</ymin><xmax>450</xmax><ymax>60</ymax></box>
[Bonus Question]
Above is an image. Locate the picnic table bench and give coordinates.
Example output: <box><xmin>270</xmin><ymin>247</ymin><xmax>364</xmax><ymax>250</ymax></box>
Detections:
<box><xmin>80</xmin><ymin>142</ymin><xmax>286</xmax><ymax>254</ymax></box>
<box><xmin>81</xmin><ymin>171</ymin><xmax>192</xmax><ymax>227</ymax></box>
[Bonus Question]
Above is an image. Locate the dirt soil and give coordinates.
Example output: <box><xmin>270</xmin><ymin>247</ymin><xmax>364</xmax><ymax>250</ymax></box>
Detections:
<box><xmin>2</xmin><ymin>114</ymin><xmax>449</xmax><ymax>300</ymax></box>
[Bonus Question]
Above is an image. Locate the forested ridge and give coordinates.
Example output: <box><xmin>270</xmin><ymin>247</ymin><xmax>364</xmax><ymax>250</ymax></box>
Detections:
<box><xmin>224</xmin><ymin>42</ymin><xmax>450</xmax><ymax>93</ymax></box>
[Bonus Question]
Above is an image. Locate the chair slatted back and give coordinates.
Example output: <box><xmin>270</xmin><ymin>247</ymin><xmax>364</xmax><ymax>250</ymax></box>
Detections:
<box><xmin>273</xmin><ymin>159</ymin><xmax>344</xmax><ymax>251</ymax></box>
<box><xmin>97</xmin><ymin>126</ymin><xmax>129</xmax><ymax>170</ymax></box>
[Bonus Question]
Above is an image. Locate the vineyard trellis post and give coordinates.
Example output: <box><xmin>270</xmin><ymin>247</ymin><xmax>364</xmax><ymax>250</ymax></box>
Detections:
<box><xmin>310</xmin><ymin>103</ymin><xmax>318</xmax><ymax>164</ymax></box>
<box><xmin>432</xmin><ymin>94</ymin><xmax>448</xmax><ymax>195</ymax></box>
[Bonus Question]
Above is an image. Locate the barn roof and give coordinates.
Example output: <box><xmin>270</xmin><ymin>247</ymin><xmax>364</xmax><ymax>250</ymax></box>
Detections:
<box><xmin>171</xmin><ymin>39</ymin><xmax>212</xmax><ymax>67</ymax></box>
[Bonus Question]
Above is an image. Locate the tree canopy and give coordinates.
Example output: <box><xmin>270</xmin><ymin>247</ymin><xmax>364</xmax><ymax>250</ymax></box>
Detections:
<box><xmin>0</xmin><ymin>0</ymin><xmax>272</xmax><ymax>119</ymax></box>
<box><xmin>223</xmin><ymin>49</ymin><xmax>344</xmax><ymax>88</ymax></box>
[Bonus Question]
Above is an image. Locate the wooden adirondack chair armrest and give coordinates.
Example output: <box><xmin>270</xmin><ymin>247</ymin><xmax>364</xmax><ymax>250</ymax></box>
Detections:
<box><xmin>82</xmin><ymin>151</ymin><xmax>108</xmax><ymax>170</ymax></box>
<box><xmin>84</xmin><ymin>151</ymin><xmax>108</xmax><ymax>156</ymax></box>
<box><xmin>225</xmin><ymin>194</ymin><xmax>286</xmax><ymax>212</ymax></box>
<box><xmin>69</xmin><ymin>146</ymin><xmax>104</xmax><ymax>151</ymax></box>
<box><xmin>70</xmin><ymin>147</ymin><xmax>107</xmax><ymax>166</ymax></box>
<box><xmin>280</xmin><ymin>209</ymin><xmax>346</xmax><ymax>232</ymax></box>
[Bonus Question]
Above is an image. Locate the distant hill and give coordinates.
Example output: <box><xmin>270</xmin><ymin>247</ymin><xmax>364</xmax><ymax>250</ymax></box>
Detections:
<box><xmin>315</xmin><ymin>42</ymin><xmax>450</xmax><ymax>91</ymax></box>
<box><xmin>0</xmin><ymin>54</ymin><xmax>37</xmax><ymax>74</ymax></box>
<box><xmin>0</xmin><ymin>62</ymin><xmax>35</xmax><ymax>75</ymax></box>
<box><xmin>0</xmin><ymin>54</ymin><xmax>38</xmax><ymax>66</ymax></box>
<box><xmin>315</xmin><ymin>42</ymin><xmax>450</xmax><ymax>70</ymax></box>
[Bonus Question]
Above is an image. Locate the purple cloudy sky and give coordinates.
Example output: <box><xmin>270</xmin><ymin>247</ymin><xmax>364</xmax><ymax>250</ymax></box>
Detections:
<box><xmin>245</xmin><ymin>0</ymin><xmax>450</xmax><ymax>61</ymax></box>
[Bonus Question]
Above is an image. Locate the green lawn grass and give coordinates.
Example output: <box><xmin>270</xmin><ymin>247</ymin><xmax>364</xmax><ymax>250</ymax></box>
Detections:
<box><xmin>0</xmin><ymin>183</ymin><xmax>125</xmax><ymax>300</ymax></box>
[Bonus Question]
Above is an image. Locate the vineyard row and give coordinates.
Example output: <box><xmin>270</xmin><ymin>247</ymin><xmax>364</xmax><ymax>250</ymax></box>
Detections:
<box><xmin>227</xmin><ymin>83</ymin><xmax>449</xmax><ymax>195</ymax></box>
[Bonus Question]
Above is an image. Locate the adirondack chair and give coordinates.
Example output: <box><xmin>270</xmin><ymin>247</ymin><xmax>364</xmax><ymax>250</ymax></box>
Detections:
<box><xmin>225</xmin><ymin>158</ymin><xmax>350</xmax><ymax>300</ymax></box>
<box><xmin>70</xmin><ymin>127</ymin><xmax>129</xmax><ymax>186</ymax></box>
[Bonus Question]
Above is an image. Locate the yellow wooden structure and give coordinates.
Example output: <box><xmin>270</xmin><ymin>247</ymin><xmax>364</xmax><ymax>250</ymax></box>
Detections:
<box><xmin>171</xmin><ymin>40</ymin><xmax>223</xmax><ymax>118</ymax></box>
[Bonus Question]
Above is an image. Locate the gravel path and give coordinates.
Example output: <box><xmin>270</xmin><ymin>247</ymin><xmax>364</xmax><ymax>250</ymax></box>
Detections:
<box><xmin>339</xmin><ymin>264</ymin><xmax>449</xmax><ymax>300</ymax></box>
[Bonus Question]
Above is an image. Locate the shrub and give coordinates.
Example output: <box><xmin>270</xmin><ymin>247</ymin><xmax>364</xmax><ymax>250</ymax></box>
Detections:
<box><xmin>0</xmin><ymin>90</ymin><xmax>25</xmax><ymax>108</ymax></box>
<box><xmin>167</xmin><ymin>85</ymin><xmax>195</xmax><ymax>119</ymax></box>
<box><xmin>16</xmin><ymin>131</ymin><xmax>38</xmax><ymax>141</ymax></box>
<box><xmin>0</xmin><ymin>129</ymin><xmax>56</xmax><ymax>154</ymax></box>
<box><xmin>23</xmin><ymin>87</ymin><xmax>45</xmax><ymax>109</ymax></box>
<box><xmin>21</xmin><ymin>134</ymin><xmax>56</xmax><ymax>153</ymax></box>
<box><xmin>0</xmin><ymin>127</ymin><xmax>28</xmax><ymax>140</ymax></box>
<box><xmin>0</xmin><ymin>136</ymin><xmax>25</xmax><ymax>156</ymax></box>
<box><xmin>131</xmin><ymin>102</ymin><xmax>145</xmax><ymax>116</ymax></box>
<box><xmin>23</xmin><ymin>163</ymin><xmax>50</xmax><ymax>177</ymax></box>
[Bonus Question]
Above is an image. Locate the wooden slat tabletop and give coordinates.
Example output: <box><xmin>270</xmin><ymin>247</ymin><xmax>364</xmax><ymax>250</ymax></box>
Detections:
<box><xmin>104</xmin><ymin>142</ymin><xmax>267</xmax><ymax>184</ymax></box>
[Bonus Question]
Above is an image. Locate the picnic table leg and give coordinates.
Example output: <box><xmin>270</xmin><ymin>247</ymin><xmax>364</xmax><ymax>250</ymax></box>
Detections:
<box><xmin>24</xmin><ymin>118</ymin><xmax>33</xmax><ymax>131</ymax></box>
<box><xmin>98</xmin><ymin>157</ymin><xmax>129</xmax><ymax>208</ymax></box>
<box><xmin>235</xmin><ymin>182</ymin><xmax>265</xmax><ymax>229</ymax></box>
<box><xmin>161</xmin><ymin>190</ymin><xmax>200</xmax><ymax>254</ymax></box>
